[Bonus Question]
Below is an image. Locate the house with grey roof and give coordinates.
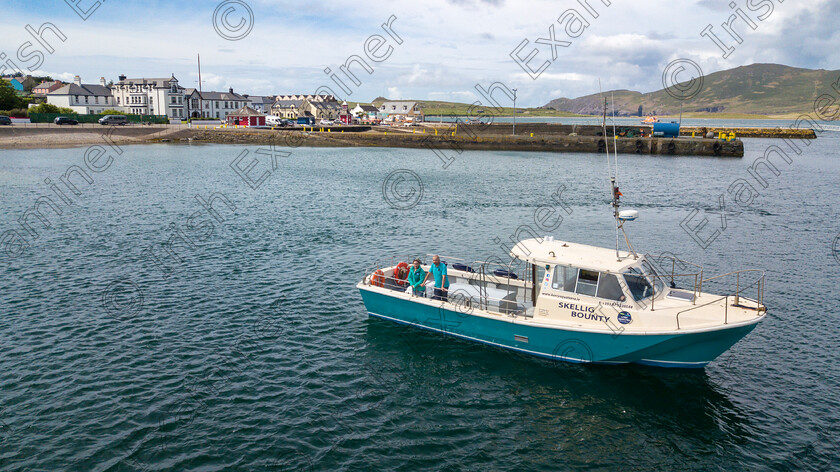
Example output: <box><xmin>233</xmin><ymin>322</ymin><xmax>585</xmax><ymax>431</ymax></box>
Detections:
<box><xmin>33</xmin><ymin>80</ymin><xmax>63</xmax><ymax>95</ymax></box>
<box><xmin>185</xmin><ymin>88</ymin><xmax>248</xmax><ymax>120</ymax></box>
<box><xmin>350</xmin><ymin>103</ymin><xmax>379</xmax><ymax>121</ymax></box>
<box><xmin>301</xmin><ymin>99</ymin><xmax>343</xmax><ymax>120</ymax></box>
<box><xmin>111</xmin><ymin>74</ymin><xmax>186</xmax><ymax>119</ymax></box>
<box><xmin>378</xmin><ymin>101</ymin><xmax>424</xmax><ymax>123</ymax></box>
<box><xmin>271</xmin><ymin>99</ymin><xmax>304</xmax><ymax>119</ymax></box>
<box><xmin>246</xmin><ymin>95</ymin><xmax>274</xmax><ymax>114</ymax></box>
<box><xmin>45</xmin><ymin>76</ymin><xmax>116</xmax><ymax>114</ymax></box>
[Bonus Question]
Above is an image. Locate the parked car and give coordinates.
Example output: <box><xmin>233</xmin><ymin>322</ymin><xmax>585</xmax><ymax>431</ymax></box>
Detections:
<box><xmin>319</xmin><ymin>119</ymin><xmax>334</xmax><ymax>125</ymax></box>
<box><xmin>0</xmin><ymin>115</ymin><xmax>12</xmax><ymax>126</ymax></box>
<box><xmin>99</xmin><ymin>115</ymin><xmax>128</xmax><ymax>126</ymax></box>
<box><xmin>54</xmin><ymin>116</ymin><xmax>79</xmax><ymax>125</ymax></box>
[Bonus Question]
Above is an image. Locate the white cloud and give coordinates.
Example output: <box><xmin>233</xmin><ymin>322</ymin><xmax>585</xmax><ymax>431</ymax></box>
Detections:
<box><xmin>0</xmin><ymin>0</ymin><xmax>836</xmax><ymax>105</ymax></box>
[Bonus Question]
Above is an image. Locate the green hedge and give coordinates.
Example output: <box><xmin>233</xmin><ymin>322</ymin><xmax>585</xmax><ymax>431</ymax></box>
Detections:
<box><xmin>28</xmin><ymin>113</ymin><xmax>169</xmax><ymax>124</ymax></box>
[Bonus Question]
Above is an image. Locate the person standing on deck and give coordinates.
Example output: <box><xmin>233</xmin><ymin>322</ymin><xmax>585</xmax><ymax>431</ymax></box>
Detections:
<box><xmin>407</xmin><ymin>259</ymin><xmax>426</xmax><ymax>298</ymax></box>
<box><xmin>423</xmin><ymin>255</ymin><xmax>449</xmax><ymax>301</ymax></box>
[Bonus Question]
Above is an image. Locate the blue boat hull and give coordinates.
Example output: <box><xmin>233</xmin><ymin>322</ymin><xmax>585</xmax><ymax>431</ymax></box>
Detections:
<box><xmin>360</xmin><ymin>289</ymin><xmax>758</xmax><ymax>368</ymax></box>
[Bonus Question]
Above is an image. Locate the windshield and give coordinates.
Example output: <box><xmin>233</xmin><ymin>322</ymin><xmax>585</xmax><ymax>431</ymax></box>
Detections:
<box><xmin>623</xmin><ymin>262</ymin><xmax>664</xmax><ymax>301</ymax></box>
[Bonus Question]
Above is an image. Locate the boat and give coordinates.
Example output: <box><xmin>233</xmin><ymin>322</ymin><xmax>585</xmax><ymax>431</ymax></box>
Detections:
<box><xmin>642</xmin><ymin>114</ymin><xmax>660</xmax><ymax>124</ymax></box>
<box><xmin>357</xmin><ymin>101</ymin><xmax>766</xmax><ymax>368</ymax></box>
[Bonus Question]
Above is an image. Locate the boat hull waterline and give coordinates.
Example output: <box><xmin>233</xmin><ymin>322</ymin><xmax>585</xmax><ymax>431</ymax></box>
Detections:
<box><xmin>359</xmin><ymin>288</ymin><xmax>759</xmax><ymax>368</ymax></box>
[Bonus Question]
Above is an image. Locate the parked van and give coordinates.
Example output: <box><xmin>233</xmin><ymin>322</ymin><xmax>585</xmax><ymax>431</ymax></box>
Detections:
<box><xmin>266</xmin><ymin>115</ymin><xmax>288</xmax><ymax>127</ymax></box>
<box><xmin>99</xmin><ymin>115</ymin><xmax>128</xmax><ymax>126</ymax></box>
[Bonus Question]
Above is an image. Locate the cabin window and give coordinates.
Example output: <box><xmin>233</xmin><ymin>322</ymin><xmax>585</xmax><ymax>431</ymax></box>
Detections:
<box><xmin>574</xmin><ymin>269</ymin><xmax>599</xmax><ymax>297</ymax></box>
<box><xmin>596</xmin><ymin>273</ymin><xmax>625</xmax><ymax>301</ymax></box>
<box><xmin>624</xmin><ymin>267</ymin><xmax>655</xmax><ymax>301</ymax></box>
<box><xmin>551</xmin><ymin>266</ymin><xmax>577</xmax><ymax>291</ymax></box>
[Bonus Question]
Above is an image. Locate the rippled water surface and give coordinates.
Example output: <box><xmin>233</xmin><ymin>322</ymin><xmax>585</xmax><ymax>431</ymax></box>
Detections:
<box><xmin>1</xmin><ymin>135</ymin><xmax>839</xmax><ymax>471</ymax></box>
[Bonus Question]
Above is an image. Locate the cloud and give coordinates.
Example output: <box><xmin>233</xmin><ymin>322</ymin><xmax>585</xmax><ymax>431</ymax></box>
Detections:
<box><xmin>0</xmin><ymin>0</ymin><xmax>836</xmax><ymax>104</ymax></box>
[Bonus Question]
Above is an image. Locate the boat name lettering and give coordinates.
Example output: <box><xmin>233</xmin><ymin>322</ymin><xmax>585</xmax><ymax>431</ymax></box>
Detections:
<box><xmin>559</xmin><ymin>302</ymin><xmax>595</xmax><ymax>313</ymax></box>
<box><xmin>570</xmin><ymin>311</ymin><xmax>610</xmax><ymax>323</ymax></box>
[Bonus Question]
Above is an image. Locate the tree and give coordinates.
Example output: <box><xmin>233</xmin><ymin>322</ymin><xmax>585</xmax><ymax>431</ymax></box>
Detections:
<box><xmin>0</xmin><ymin>79</ymin><xmax>23</xmax><ymax>110</ymax></box>
<box><xmin>29</xmin><ymin>102</ymin><xmax>60</xmax><ymax>114</ymax></box>
<box><xmin>28</xmin><ymin>103</ymin><xmax>75</xmax><ymax>115</ymax></box>
<box><xmin>100</xmin><ymin>109</ymin><xmax>126</xmax><ymax>115</ymax></box>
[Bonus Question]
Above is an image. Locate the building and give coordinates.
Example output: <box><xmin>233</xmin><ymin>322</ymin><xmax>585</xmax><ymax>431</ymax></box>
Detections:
<box><xmin>3</xmin><ymin>75</ymin><xmax>35</xmax><ymax>92</ymax></box>
<box><xmin>271</xmin><ymin>100</ymin><xmax>304</xmax><ymax>119</ymax></box>
<box><xmin>378</xmin><ymin>101</ymin><xmax>424</xmax><ymax>123</ymax></box>
<box><xmin>246</xmin><ymin>95</ymin><xmax>273</xmax><ymax>114</ymax></box>
<box><xmin>45</xmin><ymin>76</ymin><xmax>115</xmax><ymax>114</ymax></box>
<box><xmin>111</xmin><ymin>74</ymin><xmax>186</xmax><ymax>119</ymax></box>
<box><xmin>33</xmin><ymin>81</ymin><xmax>63</xmax><ymax>95</ymax></box>
<box><xmin>273</xmin><ymin>94</ymin><xmax>335</xmax><ymax>102</ymax></box>
<box><xmin>226</xmin><ymin>106</ymin><xmax>266</xmax><ymax>126</ymax></box>
<box><xmin>350</xmin><ymin>103</ymin><xmax>379</xmax><ymax>122</ymax></box>
<box><xmin>185</xmin><ymin>88</ymin><xmax>247</xmax><ymax>120</ymax></box>
<box><xmin>300</xmin><ymin>98</ymin><xmax>342</xmax><ymax>121</ymax></box>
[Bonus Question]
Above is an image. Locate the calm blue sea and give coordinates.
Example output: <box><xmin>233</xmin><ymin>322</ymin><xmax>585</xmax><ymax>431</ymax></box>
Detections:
<box><xmin>1</xmin><ymin>132</ymin><xmax>839</xmax><ymax>471</ymax></box>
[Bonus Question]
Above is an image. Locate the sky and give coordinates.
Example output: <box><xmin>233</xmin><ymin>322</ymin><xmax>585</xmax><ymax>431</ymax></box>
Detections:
<box><xmin>0</xmin><ymin>0</ymin><xmax>837</xmax><ymax>107</ymax></box>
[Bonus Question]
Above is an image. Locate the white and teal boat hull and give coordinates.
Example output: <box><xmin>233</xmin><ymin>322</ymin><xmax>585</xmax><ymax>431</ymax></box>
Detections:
<box><xmin>360</xmin><ymin>287</ymin><xmax>759</xmax><ymax>368</ymax></box>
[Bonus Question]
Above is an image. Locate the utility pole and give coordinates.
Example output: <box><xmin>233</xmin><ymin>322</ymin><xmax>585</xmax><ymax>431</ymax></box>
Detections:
<box><xmin>512</xmin><ymin>88</ymin><xmax>517</xmax><ymax>136</ymax></box>
<box><xmin>197</xmin><ymin>54</ymin><xmax>203</xmax><ymax>118</ymax></box>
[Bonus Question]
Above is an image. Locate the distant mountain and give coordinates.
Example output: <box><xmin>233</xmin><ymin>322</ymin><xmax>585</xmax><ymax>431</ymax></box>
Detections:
<box><xmin>543</xmin><ymin>63</ymin><xmax>840</xmax><ymax>116</ymax></box>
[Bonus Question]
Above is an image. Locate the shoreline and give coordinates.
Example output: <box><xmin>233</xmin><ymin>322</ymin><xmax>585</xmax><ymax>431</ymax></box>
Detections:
<box><xmin>0</xmin><ymin>125</ymin><xmax>748</xmax><ymax>156</ymax></box>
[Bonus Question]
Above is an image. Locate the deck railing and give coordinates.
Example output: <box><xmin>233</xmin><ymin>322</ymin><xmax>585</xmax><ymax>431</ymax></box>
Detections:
<box><xmin>674</xmin><ymin>270</ymin><xmax>765</xmax><ymax>329</ymax></box>
<box><xmin>362</xmin><ymin>256</ymin><xmax>531</xmax><ymax>317</ymax></box>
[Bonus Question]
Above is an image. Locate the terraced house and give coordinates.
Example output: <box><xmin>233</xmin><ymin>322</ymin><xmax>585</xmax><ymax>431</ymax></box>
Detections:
<box><xmin>111</xmin><ymin>75</ymin><xmax>186</xmax><ymax>119</ymax></box>
<box><xmin>185</xmin><ymin>88</ymin><xmax>247</xmax><ymax>120</ymax></box>
<box><xmin>271</xmin><ymin>99</ymin><xmax>304</xmax><ymax>119</ymax></box>
<box><xmin>45</xmin><ymin>76</ymin><xmax>115</xmax><ymax>115</ymax></box>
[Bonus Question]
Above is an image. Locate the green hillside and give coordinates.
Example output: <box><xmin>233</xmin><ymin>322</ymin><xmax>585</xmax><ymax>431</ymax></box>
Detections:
<box><xmin>543</xmin><ymin>63</ymin><xmax>840</xmax><ymax>116</ymax></box>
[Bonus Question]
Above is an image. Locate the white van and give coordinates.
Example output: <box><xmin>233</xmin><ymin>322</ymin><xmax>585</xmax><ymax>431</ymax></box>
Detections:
<box><xmin>266</xmin><ymin>115</ymin><xmax>288</xmax><ymax>127</ymax></box>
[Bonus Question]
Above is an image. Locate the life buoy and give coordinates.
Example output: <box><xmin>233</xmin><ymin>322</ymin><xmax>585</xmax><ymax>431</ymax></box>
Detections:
<box><xmin>393</xmin><ymin>262</ymin><xmax>409</xmax><ymax>286</ymax></box>
<box><xmin>371</xmin><ymin>269</ymin><xmax>384</xmax><ymax>287</ymax></box>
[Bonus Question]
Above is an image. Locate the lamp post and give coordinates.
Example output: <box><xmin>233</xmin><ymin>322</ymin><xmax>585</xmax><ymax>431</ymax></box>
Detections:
<box><xmin>512</xmin><ymin>88</ymin><xmax>517</xmax><ymax>136</ymax></box>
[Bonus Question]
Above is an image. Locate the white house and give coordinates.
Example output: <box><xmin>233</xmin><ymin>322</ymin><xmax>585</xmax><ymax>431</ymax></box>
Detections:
<box><xmin>350</xmin><ymin>103</ymin><xmax>379</xmax><ymax>121</ymax></box>
<box><xmin>378</xmin><ymin>101</ymin><xmax>424</xmax><ymax>123</ymax></box>
<box><xmin>45</xmin><ymin>76</ymin><xmax>115</xmax><ymax>114</ymax></box>
<box><xmin>111</xmin><ymin>74</ymin><xmax>186</xmax><ymax>119</ymax></box>
<box><xmin>185</xmin><ymin>88</ymin><xmax>248</xmax><ymax>120</ymax></box>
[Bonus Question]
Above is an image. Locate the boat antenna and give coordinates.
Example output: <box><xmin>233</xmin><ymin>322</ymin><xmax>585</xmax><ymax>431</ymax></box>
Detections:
<box><xmin>600</xmin><ymin>83</ymin><xmax>638</xmax><ymax>261</ymax></box>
